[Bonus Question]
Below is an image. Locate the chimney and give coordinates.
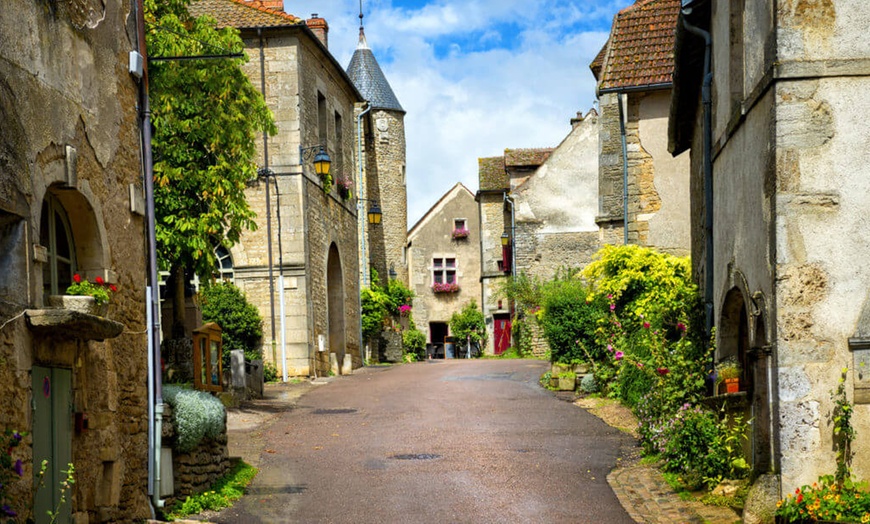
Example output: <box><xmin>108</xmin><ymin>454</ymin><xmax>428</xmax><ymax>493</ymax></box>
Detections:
<box><xmin>241</xmin><ymin>1</ymin><xmax>284</xmax><ymax>11</ymax></box>
<box><xmin>306</xmin><ymin>14</ymin><xmax>329</xmax><ymax>48</ymax></box>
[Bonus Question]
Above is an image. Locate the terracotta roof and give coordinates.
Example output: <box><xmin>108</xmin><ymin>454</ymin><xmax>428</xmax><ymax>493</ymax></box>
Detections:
<box><xmin>596</xmin><ymin>0</ymin><xmax>679</xmax><ymax>92</ymax></box>
<box><xmin>590</xmin><ymin>41</ymin><xmax>608</xmax><ymax>80</ymax></box>
<box><xmin>478</xmin><ymin>157</ymin><xmax>507</xmax><ymax>191</ymax></box>
<box><xmin>189</xmin><ymin>0</ymin><xmax>300</xmax><ymax>29</ymax></box>
<box><xmin>504</xmin><ymin>148</ymin><xmax>553</xmax><ymax>168</ymax></box>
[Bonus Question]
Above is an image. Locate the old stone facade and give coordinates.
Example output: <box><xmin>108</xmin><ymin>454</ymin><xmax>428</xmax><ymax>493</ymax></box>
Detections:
<box><xmin>191</xmin><ymin>2</ymin><xmax>363</xmax><ymax>378</ymax></box>
<box><xmin>592</xmin><ymin>0</ymin><xmax>691</xmax><ymax>256</ymax></box>
<box><xmin>407</xmin><ymin>184</ymin><xmax>481</xmax><ymax>349</ymax></box>
<box><xmin>671</xmin><ymin>0</ymin><xmax>870</xmax><ymax>497</ymax></box>
<box><xmin>0</xmin><ymin>0</ymin><xmax>150</xmax><ymax>521</ymax></box>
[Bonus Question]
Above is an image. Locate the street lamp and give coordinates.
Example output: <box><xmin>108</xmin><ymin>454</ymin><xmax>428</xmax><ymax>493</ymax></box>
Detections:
<box><xmin>501</xmin><ymin>232</ymin><xmax>510</xmax><ymax>246</ymax></box>
<box><xmin>366</xmin><ymin>201</ymin><xmax>382</xmax><ymax>224</ymax></box>
<box><xmin>299</xmin><ymin>145</ymin><xmax>331</xmax><ymax>175</ymax></box>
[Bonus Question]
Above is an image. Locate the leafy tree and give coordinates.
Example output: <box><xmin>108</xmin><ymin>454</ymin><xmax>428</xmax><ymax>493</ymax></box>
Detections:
<box><xmin>199</xmin><ymin>282</ymin><xmax>263</xmax><ymax>365</ymax></box>
<box><xmin>539</xmin><ymin>279</ymin><xmax>605</xmax><ymax>364</ymax></box>
<box><xmin>145</xmin><ymin>0</ymin><xmax>276</xmax><ymax>334</ymax></box>
<box><xmin>449</xmin><ymin>301</ymin><xmax>487</xmax><ymax>348</ymax></box>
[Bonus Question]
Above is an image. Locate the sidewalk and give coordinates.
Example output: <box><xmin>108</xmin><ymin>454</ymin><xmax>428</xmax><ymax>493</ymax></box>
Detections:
<box><xmin>222</xmin><ymin>374</ymin><xmax>741</xmax><ymax>524</ymax></box>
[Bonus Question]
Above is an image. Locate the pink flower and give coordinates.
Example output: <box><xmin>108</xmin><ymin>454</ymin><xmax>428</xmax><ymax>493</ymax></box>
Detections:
<box><xmin>614</xmin><ymin>351</ymin><xmax>624</xmax><ymax>361</ymax></box>
<box><xmin>642</xmin><ymin>321</ymin><xmax>651</xmax><ymax>329</ymax></box>
<box><xmin>656</xmin><ymin>367</ymin><xmax>670</xmax><ymax>376</ymax></box>
<box><xmin>607</xmin><ymin>344</ymin><xmax>613</xmax><ymax>353</ymax></box>
<box><xmin>676</xmin><ymin>322</ymin><xmax>687</xmax><ymax>332</ymax></box>
<box><xmin>636</xmin><ymin>362</ymin><xmax>644</xmax><ymax>369</ymax></box>
<box><xmin>610</xmin><ymin>303</ymin><xmax>616</xmax><ymax>311</ymax></box>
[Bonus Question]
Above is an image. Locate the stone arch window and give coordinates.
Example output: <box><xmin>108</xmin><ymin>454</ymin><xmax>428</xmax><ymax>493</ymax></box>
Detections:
<box><xmin>215</xmin><ymin>246</ymin><xmax>234</xmax><ymax>282</ymax></box>
<box><xmin>40</xmin><ymin>192</ymin><xmax>76</xmax><ymax>296</ymax></box>
<box><xmin>719</xmin><ymin>287</ymin><xmax>751</xmax><ymax>392</ymax></box>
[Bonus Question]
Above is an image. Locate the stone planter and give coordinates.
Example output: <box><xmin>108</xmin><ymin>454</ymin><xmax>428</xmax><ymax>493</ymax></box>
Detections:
<box><xmin>48</xmin><ymin>295</ymin><xmax>108</xmax><ymax>317</ymax></box>
<box><xmin>557</xmin><ymin>375</ymin><xmax>575</xmax><ymax>391</ymax></box>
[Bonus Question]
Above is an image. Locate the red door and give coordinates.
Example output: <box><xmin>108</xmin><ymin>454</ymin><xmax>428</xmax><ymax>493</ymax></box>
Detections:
<box><xmin>493</xmin><ymin>315</ymin><xmax>511</xmax><ymax>355</ymax></box>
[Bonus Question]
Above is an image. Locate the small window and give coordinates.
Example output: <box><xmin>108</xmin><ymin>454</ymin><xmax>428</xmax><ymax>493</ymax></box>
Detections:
<box><xmin>40</xmin><ymin>193</ymin><xmax>76</xmax><ymax>297</ymax></box>
<box><xmin>433</xmin><ymin>257</ymin><xmax>457</xmax><ymax>284</ymax></box>
<box><xmin>452</xmin><ymin>219</ymin><xmax>469</xmax><ymax>240</ymax></box>
<box><xmin>317</xmin><ymin>92</ymin><xmax>328</xmax><ymax>146</ymax></box>
<box><xmin>334</xmin><ymin>111</ymin><xmax>343</xmax><ymax>177</ymax></box>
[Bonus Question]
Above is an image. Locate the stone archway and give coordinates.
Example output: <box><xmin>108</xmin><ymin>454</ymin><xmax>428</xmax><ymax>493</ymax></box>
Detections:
<box><xmin>326</xmin><ymin>243</ymin><xmax>346</xmax><ymax>372</ymax></box>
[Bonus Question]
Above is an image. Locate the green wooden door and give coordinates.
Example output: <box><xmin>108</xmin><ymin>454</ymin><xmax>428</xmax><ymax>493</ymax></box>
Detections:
<box><xmin>32</xmin><ymin>366</ymin><xmax>72</xmax><ymax>524</ymax></box>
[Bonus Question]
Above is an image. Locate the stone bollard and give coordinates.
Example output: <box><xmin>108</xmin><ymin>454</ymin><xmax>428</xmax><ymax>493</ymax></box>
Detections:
<box><xmin>230</xmin><ymin>350</ymin><xmax>246</xmax><ymax>401</ymax></box>
<box><xmin>341</xmin><ymin>354</ymin><xmax>353</xmax><ymax>375</ymax></box>
<box><xmin>329</xmin><ymin>353</ymin><xmax>339</xmax><ymax>376</ymax></box>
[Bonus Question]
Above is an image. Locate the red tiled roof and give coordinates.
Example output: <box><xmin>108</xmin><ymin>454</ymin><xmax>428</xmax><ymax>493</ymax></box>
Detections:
<box><xmin>596</xmin><ymin>0</ymin><xmax>679</xmax><ymax>91</ymax></box>
<box><xmin>189</xmin><ymin>0</ymin><xmax>300</xmax><ymax>29</ymax></box>
<box><xmin>504</xmin><ymin>148</ymin><xmax>553</xmax><ymax>168</ymax></box>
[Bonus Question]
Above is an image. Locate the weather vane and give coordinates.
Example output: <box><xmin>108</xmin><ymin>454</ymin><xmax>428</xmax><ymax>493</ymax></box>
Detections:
<box><xmin>359</xmin><ymin>0</ymin><xmax>364</xmax><ymax>28</ymax></box>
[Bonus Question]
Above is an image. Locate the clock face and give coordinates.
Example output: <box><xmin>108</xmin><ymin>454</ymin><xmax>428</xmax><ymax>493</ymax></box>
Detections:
<box><xmin>376</xmin><ymin>118</ymin><xmax>389</xmax><ymax>132</ymax></box>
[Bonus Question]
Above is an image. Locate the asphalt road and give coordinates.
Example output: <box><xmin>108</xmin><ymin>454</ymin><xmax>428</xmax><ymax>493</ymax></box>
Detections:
<box><xmin>215</xmin><ymin>359</ymin><xmax>636</xmax><ymax>524</ymax></box>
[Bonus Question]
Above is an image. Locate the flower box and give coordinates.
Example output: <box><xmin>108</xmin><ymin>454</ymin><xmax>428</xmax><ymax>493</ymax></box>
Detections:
<box><xmin>451</xmin><ymin>228</ymin><xmax>469</xmax><ymax>240</ymax></box>
<box><xmin>432</xmin><ymin>282</ymin><xmax>460</xmax><ymax>293</ymax></box>
<box><xmin>48</xmin><ymin>295</ymin><xmax>108</xmax><ymax>317</ymax></box>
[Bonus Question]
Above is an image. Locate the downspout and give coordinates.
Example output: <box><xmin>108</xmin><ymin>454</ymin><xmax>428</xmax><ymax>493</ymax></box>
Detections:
<box><xmin>135</xmin><ymin>0</ymin><xmax>164</xmax><ymax>510</ymax></box>
<box><xmin>356</xmin><ymin>102</ymin><xmax>371</xmax><ymax>364</ymax></box>
<box><xmin>618</xmin><ymin>92</ymin><xmax>629</xmax><ymax>245</ymax></box>
<box><xmin>682</xmin><ymin>14</ymin><xmax>714</xmax><ymax>367</ymax></box>
<box><xmin>258</xmin><ymin>28</ymin><xmax>278</xmax><ymax>367</ymax></box>
<box><xmin>504</xmin><ymin>194</ymin><xmax>516</xmax><ymax>279</ymax></box>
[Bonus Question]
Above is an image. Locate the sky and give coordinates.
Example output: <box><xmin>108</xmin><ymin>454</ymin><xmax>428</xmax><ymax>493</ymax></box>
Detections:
<box><xmin>286</xmin><ymin>0</ymin><xmax>634</xmax><ymax>228</ymax></box>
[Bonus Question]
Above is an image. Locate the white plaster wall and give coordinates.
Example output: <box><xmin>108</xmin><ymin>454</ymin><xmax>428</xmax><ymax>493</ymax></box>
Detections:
<box><xmin>778</xmin><ymin>0</ymin><xmax>870</xmax><ymax>62</ymax></box>
<box><xmin>638</xmin><ymin>93</ymin><xmax>691</xmax><ymax>254</ymax></box>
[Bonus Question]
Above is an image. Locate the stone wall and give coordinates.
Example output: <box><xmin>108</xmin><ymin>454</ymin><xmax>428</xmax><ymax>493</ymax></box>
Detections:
<box><xmin>478</xmin><ymin>189</ymin><xmax>510</xmax><ymax>355</ymax></box>
<box><xmin>0</xmin><ymin>0</ymin><xmax>151</xmax><ymax>520</ymax></box>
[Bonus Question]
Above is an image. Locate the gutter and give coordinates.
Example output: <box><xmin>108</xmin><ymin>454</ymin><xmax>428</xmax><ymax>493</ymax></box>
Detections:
<box><xmin>617</xmin><ymin>92</ymin><xmax>629</xmax><ymax>244</ymax></box>
<box><xmin>356</xmin><ymin>101</ymin><xmax>371</xmax><ymax>363</ymax></box>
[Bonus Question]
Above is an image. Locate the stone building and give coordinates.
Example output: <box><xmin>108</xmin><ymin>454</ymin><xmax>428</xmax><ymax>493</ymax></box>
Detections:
<box><xmin>190</xmin><ymin>1</ymin><xmax>363</xmax><ymax>377</ymax></box>
<box><xmin>406</xmin><ymin>184</ymin><xmax>480</xmax><ymax>351</ymax></box>
<box><xmin>0</xmin><ymin>0</ymin><xmax>150</xmax><ymax>521</ymax></box>
<box><xmin>670</xmin><ymin>0</ymin><xmax>870</xmax><ymax>501</ymax></box>
<box><xmin>347</xmin><ymin>23</ymin><xmax>409</xmax><ymax>288</ymax></box>
<box><xmin>592</xmin><ymin>0</ymin><xmax>690</xmax><ymax>255</ymax></box>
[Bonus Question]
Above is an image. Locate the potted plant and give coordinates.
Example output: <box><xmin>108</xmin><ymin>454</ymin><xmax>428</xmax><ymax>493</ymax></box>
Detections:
<box><xmin>49</xmin><ymin>273</ymin><xmax>117</xmax><ymax>316</ymax></box>
<box><xmin>717</xmin><ymin>359</ymin><xmax>741</xmax><ymax>394</ymax></box>
<box><xmin>336</xmin><ymin>177</ymin><xmax>353</xmax><ymax>200</ymax></box>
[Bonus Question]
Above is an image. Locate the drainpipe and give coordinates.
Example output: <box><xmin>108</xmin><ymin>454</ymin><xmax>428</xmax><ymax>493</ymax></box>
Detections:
<box><xmin>135</xmin><ymin>0</ymin><xmax>164</xmax><ymax>510</ymax></box>
<box><xmin>258</xmin><ymin>29</ymin><xmax>278</xmax><ymax>368</ymax></box>
<box><xmin>503</xmin><ymin>193</ymin><xmax>516</xmax><ymax>279</ymax></box>
<box><xmin>682</xmin><ymin>13</ymin><xmax>714</xmax><ymax>361</ymax></box>
<box><xmin>356</xmin><ymin>102</ymin><xmax>371</xmax><ymax>363</ymax></box>
<box><xmin>617</xmin><ymin>93</ymin><xmax>629</xmax><ymax>244</ymax></box>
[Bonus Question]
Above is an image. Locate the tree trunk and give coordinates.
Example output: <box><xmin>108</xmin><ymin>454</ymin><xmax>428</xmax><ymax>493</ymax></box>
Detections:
<box><xmin>171</xmin><ymin>263</ymin><xmax>187</xmax><ymax>339</ymax></box>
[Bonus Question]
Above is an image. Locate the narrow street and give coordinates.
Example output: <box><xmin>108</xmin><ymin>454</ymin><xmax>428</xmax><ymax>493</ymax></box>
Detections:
<box><xmin>214</xmin><ymin>359</ymin><xmax>635</xmax><ymax>523</ymax></box>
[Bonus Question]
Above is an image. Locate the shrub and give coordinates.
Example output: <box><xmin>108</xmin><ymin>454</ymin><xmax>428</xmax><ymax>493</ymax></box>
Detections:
<box><xmin>579</xmin><ymin>373</ymin><xmax>598</xmax><ymax>393</ymax></box>
<box><xmin>539</xmin><ymin>279</ymin><xmax>604</xmax><ymax>364</ymax></box>
<box><xmin>164</xmin><ymin>385</ymin><xmax>226</xmax><ymax>453</ymax></box>
<box><xmin>449</xmin><ymin>301</ymin><xmax>487</xmax><ymax>347</ymax></box>
<box><xmin>402</xmin><ymin>329</ymin><xmax>426</xmax><ymax>360</ymax></box>
<box><xmin>263</xmin><ymin>361</ymin><xmax>278</xmax><ymax>383</ymax></box>
<box><xmin>200</xmin><ymin>282</ymin><xmax>263</xmax><ymax>365</ymax></box>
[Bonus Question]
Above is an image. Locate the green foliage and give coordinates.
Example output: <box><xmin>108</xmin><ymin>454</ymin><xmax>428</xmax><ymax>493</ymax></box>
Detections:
<box><xmin>579</xmin><ymin>373</ymin><xmax>599</xmax><ymax>394</ymax></box>
<box><xmin>539</xmin><ymin>371</ymin><xmax>555</xmax><ymax>390</ymax></box>
<box><xmin>165</xmin><ymin>461</ymin><xmax>257</xmax><ymax>520</ymax></box>
<box><xmin>385</xmin><ymin>279</ymin><xmax>414</xmax><ymax>315</ymax></box>
<box><xmin>263</xmin><ymin>361</ymin><xmax>278</xmax><ymax>383</ymax></box>
<box><xmin>449</xmin><ymin>301</ymin><xmax>487</xmax><ymax>347</ymax></box>
<box><xmin>361</xmin><ymin>287</ymin><xmax>389</xmax><ymax>342</ymax></box>
<box><xmin>539</xmin><ymin>279</ymin><xmax>605</xmax><ymax>364</ymax></box>
<box><xmin>145</xmin><ymin>0</ymin><xmax>276</xmax><ymax>279</ymax></box>
<box><xmin>776</xmin><ymin>475</ymin><xmax>870</xmax><ymax>523</ymax></box>
<box><xmin>832</xmin><ymin>367</ymin><xmax>855</xmax><ymax>483</ymax></box>
<box><xmin>493</xmin><ymin>273</ymin><xmax>544</xmax><ymax>312</ymax></box>
<box><xmin>65</xmin><ymin>274</ymin><xmax>116</xmax><ymax>305</ymax></box>
<box><xmin>163</xmin><ymin>385</ymin><xmax>226</xmax><ymax>453</ymax></box>
<box><xmin>200</xmin><ymin>282</ymin><xmax>263</xmax><ymax>365</ymax></box>
<box><xmin>402</xmin><ymin>329</ymin><xmax>426</xmax><ymax>360</ymax></box>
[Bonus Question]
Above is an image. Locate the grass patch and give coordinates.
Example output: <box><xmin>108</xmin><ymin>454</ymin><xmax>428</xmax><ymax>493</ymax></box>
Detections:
<box><xmin>661</xmin><ymin>471</ymin><xmax>694</xmax><ymax>501</ymax></box>
<box><xmin>164</xmin><ymin>460</ymin><xmax>257</xmax><ymax>521</ymax></box>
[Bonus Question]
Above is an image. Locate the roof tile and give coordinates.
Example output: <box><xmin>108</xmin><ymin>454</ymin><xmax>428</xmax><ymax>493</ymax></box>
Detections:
<box><xmin>189</xmin><ymin>0</ymin><xmax>300</xmax><ymax>29</ymax></box>
<box><xmin>597</xmin><ymin>0</ymin><xmax>679</xmax><ymax>91</ymax></box>
<box><xmin>478</xmin><ymin>157</ymin><xmax>507</xmax><ymax>191</ymax></box>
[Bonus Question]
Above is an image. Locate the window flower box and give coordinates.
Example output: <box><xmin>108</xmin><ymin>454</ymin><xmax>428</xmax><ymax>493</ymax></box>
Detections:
<box><xmin>451</xmin><ymin>228</ymin><xmax>469</xmax><ymax>240</ymax></box>
<box><xmin>337</xmin><ymin>177</ymin><xmax>353</xmax><ymax>200</ymax></box>
<box><xmin>432</xmin><ymin>282</ymin><xmax>460</xmax><ymax>293</ymax></box>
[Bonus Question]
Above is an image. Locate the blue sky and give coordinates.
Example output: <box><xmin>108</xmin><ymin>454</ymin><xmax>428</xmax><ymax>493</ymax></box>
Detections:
<box><xmin>286</xmin><ymin>0</ymin><xmax>633</xmax><ymax>227</ymax></box>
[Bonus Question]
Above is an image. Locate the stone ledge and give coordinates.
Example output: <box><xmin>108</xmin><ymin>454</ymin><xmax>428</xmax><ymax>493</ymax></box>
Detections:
<box><xmin>25</xmin><ymin>308</ymin><xmax>124</xmax><ymax>341</ymax></box>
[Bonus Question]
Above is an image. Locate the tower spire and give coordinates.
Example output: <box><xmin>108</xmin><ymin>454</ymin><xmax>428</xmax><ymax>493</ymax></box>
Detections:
<box><xmin>359</xmin><ymin>0</ymin><xmax>364</xmax><ymax>29</ymax></box>
<box><xmin>357</xmin><ymin>0</ymin><xmax>368</xmax><ymax>49</ymax></box>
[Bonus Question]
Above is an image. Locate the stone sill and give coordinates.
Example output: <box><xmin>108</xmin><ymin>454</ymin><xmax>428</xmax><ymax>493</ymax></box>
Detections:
<box><xmin>701</xmin><ymin>391</ymin><xmax>749</xmax><ymax>410</ymax></box>
<box><xmin>26</xmin><ymin>308</ymin><xmax>124</xmax><ymax>341</ymax></box>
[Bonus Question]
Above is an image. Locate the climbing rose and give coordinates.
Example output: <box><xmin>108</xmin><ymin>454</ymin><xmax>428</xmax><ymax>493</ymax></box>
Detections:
<box><xmin>676</xmin><ymin>322</ymin><xmax>687</xmax><ymax>332</ymax></box>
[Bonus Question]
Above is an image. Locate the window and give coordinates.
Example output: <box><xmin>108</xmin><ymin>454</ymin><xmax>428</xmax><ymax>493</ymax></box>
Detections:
<box><xmin>215</xmin><ymin>246</ymin><xmax>234</xmax><ymax>282</ymax></box>
<box><xmin>452</xmin><ymin>219</ymin><xmax>469</xmax><ymax>239</ymax></box>
<box><xmin>433</xmin><ymin>257</ymin><xmax>456</xmax><ymax>285</ymax></box>
<box><xmin>334</xmin><ymin>111</ymin><xmax>343</xmax><ymax>176</ymax></box>
<box><xmin>317</xmin><ymin>92</ymin><xmax>328</xmax><ymax>146</ymax></box>
<box><xmin>40</xmin><ymin>193</ymin><xmax>75</xmax><ymax>296</ymax></box>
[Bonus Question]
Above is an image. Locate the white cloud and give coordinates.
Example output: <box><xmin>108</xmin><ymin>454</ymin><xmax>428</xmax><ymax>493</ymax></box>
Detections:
<box><xmin>284</xmin><ymin>0</ymin><xmax>631</xmax><ymax>227</ymax></box>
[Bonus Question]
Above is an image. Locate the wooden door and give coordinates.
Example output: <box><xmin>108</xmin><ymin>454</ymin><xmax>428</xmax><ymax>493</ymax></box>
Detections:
<box><xmin>494</xmin><ymin>315</ymin><xmax>511</xmax><ymax>355</ymax></box>
<box><xmin>32</xmin><ymin>366</ymin><xmax>72</xmax><ymax>524</ymax></box>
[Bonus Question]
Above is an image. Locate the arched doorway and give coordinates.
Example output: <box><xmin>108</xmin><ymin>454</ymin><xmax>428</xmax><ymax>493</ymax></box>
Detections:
<box><xmin>327</xmin><ymin>243</ymin><xmax>347</xmax><ymax>372</ymax></box>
